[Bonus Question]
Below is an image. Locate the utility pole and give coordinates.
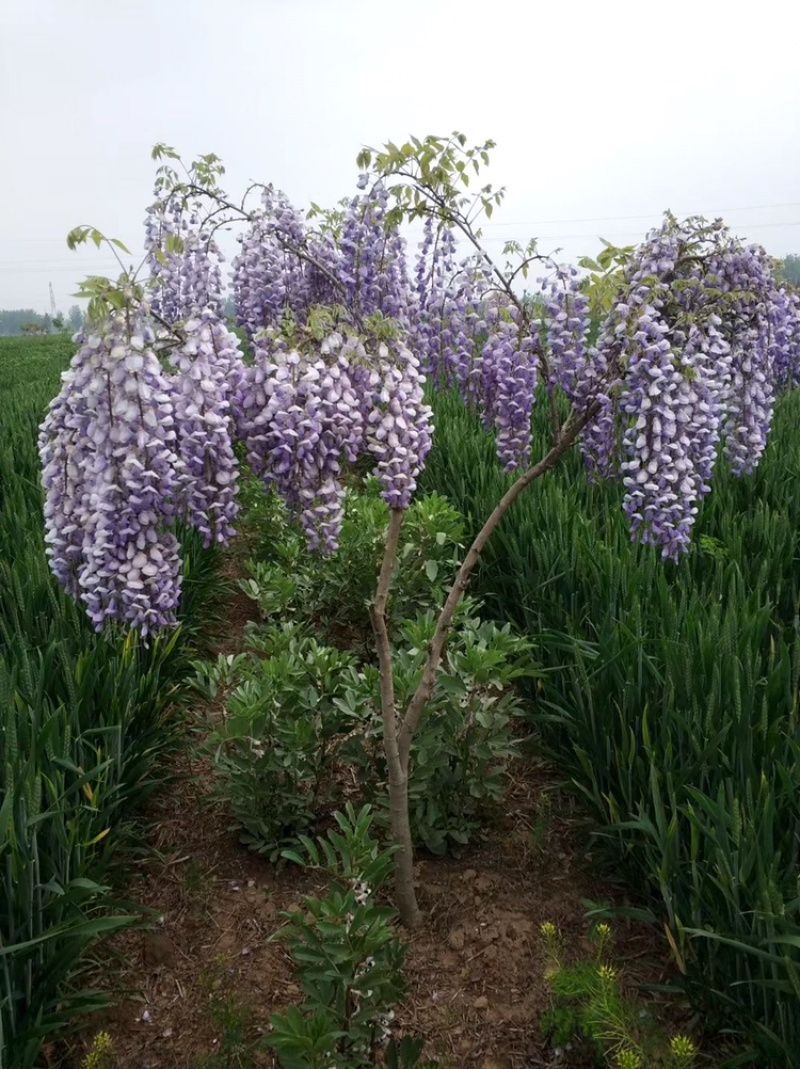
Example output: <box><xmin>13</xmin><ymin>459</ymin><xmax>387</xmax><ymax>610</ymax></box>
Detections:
<box><xmin>49</xmin><ymin>282</ymin><xmax>57</xmax><ymax>319</ymax></box>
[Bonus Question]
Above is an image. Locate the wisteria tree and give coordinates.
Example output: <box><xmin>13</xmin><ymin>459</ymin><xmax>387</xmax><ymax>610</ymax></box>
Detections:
<box><xmin>40</xmin><ymin>134</ymin><xmax>800</xmax><ymax>925</ymax></box>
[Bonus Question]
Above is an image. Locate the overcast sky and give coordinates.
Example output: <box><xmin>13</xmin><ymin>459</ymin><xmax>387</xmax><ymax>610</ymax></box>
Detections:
<box><xmin>2</xmin><ymin>0</ymin><xmax>799</xmax><ymax>313</ymax></box>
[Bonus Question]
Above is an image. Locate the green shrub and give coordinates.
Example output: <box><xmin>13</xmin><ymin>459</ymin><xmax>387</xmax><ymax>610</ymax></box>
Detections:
<box><xmin>539</xmin><ymin>921</ymin><xmax>699</xmax><ymax>1067</ymax></box>
<box><xmin>239</xmin><ymin>478</ymin><xmax>464</xmax><ymax>645</ymax></box>
<box><xmin>206</xmin><ymin>593</ymin><xmax>536</xmax><ymax>859</ymax></box>
<box><xmin>203</xmin><ymin>632</ymin><xmax>365</xmax><ymax>860</ymax></box>
<box><xmin>267</xmin><ymin>805</ymin><xmax>434</xmax><ymax>1068</ymax></box>
<box><xmin>339</xmin><ymin>601</ymin><xmax>536</xmax><ymax>855</ymax></box>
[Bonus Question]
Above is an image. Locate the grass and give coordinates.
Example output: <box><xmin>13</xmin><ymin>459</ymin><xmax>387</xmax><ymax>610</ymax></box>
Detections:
<box><xmin>0</xmin><ymin>335</ymin><xmax>225</xmax><ymax>1069</ymax></box>
<box><xmin>420</xmin><ymin>386</ymin><xmax>800</xmax><ymax>1066</ymax></box>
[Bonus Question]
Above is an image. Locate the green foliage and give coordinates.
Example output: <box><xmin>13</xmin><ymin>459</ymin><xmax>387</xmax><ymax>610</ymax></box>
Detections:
<box><xmin>206</xmin><ymin>559</ymin><xmax>534</xmax><ymax>859</ymax></box>
<box><xmin>81</xmin><ymin>1030</ymin><xmax>114</xmax><ymax>1069</ymax></box>
<box><xmin>340</xmin><ymin>602</ymin><xmax>536</xmax><ymax>855</ymax></box>
<box><xmin>421</xmin><ymin>385</ymin><xmax>800</xmax><ymax>1063</ymax></box>
<box><xmin>265</xmin><ymin>806</ymin><xmax>431</xmax><ymax>1069</ymax></box>
<box><xmin>578</xmin><ymin>238</ymin><xmax>636</xmax><ymax>321</ymax></box>
<box><xmin>357</xmin><ymin>132</ymin><xmax>502</xmax><ymax>236</ymax></box>
<box><xmin>0</xmin><ymin>336</ymin><xmax>224</xmax><ymax>1067</ymax></box>
<box><xmin>210</xmin><ymin>478</ymin><xmax>532</xmax><ymax>858</ymax></box>
<box><xmin>539</xmin><ymin>922</ymin><xmax>699</xmax><ymax>1068</ymax></box>
<box><xmin>196</xmin><ymin>956</ymin><xmax>258</xmax><ymax>1069</ymax></box>
<box><xmin>0</xmin><ymin>309</ymin><xmax>58</xmax><ymax>336</ymax></box>
<box><xmin>203</xmin><ymin>632</ymin><xmax>364</xmax><ymax>861</ymax></box>
<box><xmin>239</xmin><ymin>477</ymin><xmax>464</xmax><ymax>647</ymax></box>
<box><xmin>775</xmin><ymin>253</ymin><xmax>800</xmax><ymax>285</ymax></box>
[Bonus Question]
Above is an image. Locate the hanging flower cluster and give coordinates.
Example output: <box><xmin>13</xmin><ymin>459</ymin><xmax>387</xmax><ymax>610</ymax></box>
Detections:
<box><xmin>770</xmin><ymin>287</ymin><xmax>800</xmax><ymax>392</ymax></box>
<box><xmin>232</xmin><ymin>179</ymin><xmax>412</xmax><ymax>342</ymax></box>
<box><xmin>410</xmin><ymin>219</ymin><xmax>491</xmax><ymax>391</ymax></box>
<box><xmin>618</xmin><ymin>308</ymin><xmax>733</xmax><ymax>559</ymax></box>
<box><xmin>236</xmin><ymin>328</ymin><xmax>432</xmax><ymax>549</ymax></box>
<box><xmin>339</xmin><ymin>178</ymin><xmax>412</xmax><ymax>323</ymax></box>
<box><xmin>471</xmin><ymin>314</ymin><xmax>537</xmax><ymax>470</ymax></box>
<box><xmin>542</xmin><ymin>264</ymin><xmax>595</xmax><ymax>412</ymax></box>
<box><xmin>40</xmin><ymin>315</ymin><xmax>184</xmax><ymax>634</ymax></box>
<box><xmin>144</xmin><ymin>193</ymin><xmax>225</xmax><ymax>322</ymax></box>
<box><xmin>169</xmin><ymin>312</ymin><xmax>242</xmax><ymax>545</ymax></box>
<box><xmin>231</xmin><ymin>186</ymin><xmax>339</xmax><ymax>340</ymax></box>
<box><xmin>365</xmin><ymin>338</ymin><xmax>433</xmax><ymax>508</ymax></box>
<box><xmin>588</xmin><ymin>217</ymin><xmax>800</xmax><ymax>559</ymax></box>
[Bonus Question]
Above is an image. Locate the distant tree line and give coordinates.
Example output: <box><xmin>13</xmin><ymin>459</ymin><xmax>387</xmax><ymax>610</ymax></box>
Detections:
<box><xmin>777</xmin><ymin>254</ymin><xmax>800</xmax><ymax>286</ymax></box>
<box><xmin>0</xmin><ymin>305</ymin><xmax>84</xmax><ymax>336</ymax></box>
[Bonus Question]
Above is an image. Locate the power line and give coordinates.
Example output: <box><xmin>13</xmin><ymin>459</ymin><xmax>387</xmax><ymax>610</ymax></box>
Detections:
<box><xmin>406</xmin><ymin>201</ymin><xmax>800</xmax><ymax>231</ymax></box>
<box><xmin>3</xmin><ymin>212</ymin><xmax>800</xmax><ymax>275</ymax></box>
<box><xmin>0</xmin><ymin>263</ymin><xmax>121</xmax><ymax>273</ymax></box>
<box><xmin>0</xmin><ymin>259</ymin><xmax>132</xmax><ymax>267</ymax></box>
<box><xmin>7</xmin><ymin>199</ymin><xmax>800</xmax><ymax>246</ymax></box>
<box><xmin>4</xmin><ymin>216</ymin><xmax>800</xmax><ymax>269</ymax></box>
<box><xmin>474</xmin><ymin>219</ymin><xmax>800</xmax><ymax>245</ymax></box>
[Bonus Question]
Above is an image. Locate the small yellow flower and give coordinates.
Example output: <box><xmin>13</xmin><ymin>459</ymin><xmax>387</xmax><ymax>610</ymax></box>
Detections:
<box><xmin>615</xmin><ymin>1049</ymin><xmax>642</xmax><ymax>1069</ymax></box>
<box><xmin>591</xmin><ymin>921</ymin><xmax>613</xmax><ymax>958</ymax></box>
<box><xmin>540</xmin><ymin>921</ymin><xmax>558</xmax><ymax>939</ymax></box>
<box><xmin>670</xmin><ymin>1034</ymin><xmax>698</xmax><ymax>1066</ymax></box>
<box><xmin>82</xmin><ymin>1031</ymin><xmax>113</xmax><ymax>1069</ymax></box>
<box><xmin>598</xmin><ymin>963</ymin><xmax>618</xmax><ymax>983</ymax></box>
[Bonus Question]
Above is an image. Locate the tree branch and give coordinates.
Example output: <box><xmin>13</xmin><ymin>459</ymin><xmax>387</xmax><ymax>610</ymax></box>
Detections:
<box><xmin>396</xmin><ymin>400</ymin><xmax>600</xmax><ymax>766</ymax></box>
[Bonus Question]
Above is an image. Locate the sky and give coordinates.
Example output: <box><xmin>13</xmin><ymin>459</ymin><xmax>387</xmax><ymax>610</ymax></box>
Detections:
<box><xmin>2</xmin><ymin>0</ymin><xmax>800</xmax><ymax>314</ymax></box>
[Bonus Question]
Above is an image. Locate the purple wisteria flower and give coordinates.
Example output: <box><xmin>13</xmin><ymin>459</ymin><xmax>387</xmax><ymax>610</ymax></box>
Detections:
<box><xmin>365</xmin><ymin>338</ymin><xmax>433</xmax><ymax>508</ymax></box>
<box><xmin>576</xmin><ymin>216</ymin><xmax>800</xmax><ymax>558</ymax></box>
<box><xmin>410</xmin><ymin>219</ymin><xmax>491</xmax><ymax>390</ymax></box>
<box><xmin>770</xmin><ymin>287</ymin><xmax>800</xmax><ymax>391</ymax></box>
<box><xmin>618</xmin><ymin>308</ymin><xmax>730</xmax><ymax>560</ymax></box>
<box><xmin>231</xmin><ymin>186</ymin><xmax>326</xmax><ymax>339</ymax></box>
<box><xmin>236</xmin><ymin>328</ymin><xmax>432</xmax><ymax>547</ymax></box>
<box><xmin>169</xmin><ymin>311</ymin><xmax>242</xmax><ymax>545</ymax></box>
<box><xmin>40</xmin><ymin>316</ymin><xmax>183</xmax><ymax>634</ymax></box>
<box><xmin>338</xmin><ymin>180</ymin><xmax>412</xmax><ymax>324</ymax></box>
<box><xmin>145</xmin><ymin>195</ymin><xmax>225</xmax><ymax>322</ymax></box>
<box><xmin>236</xmin><ymin>330</ymin><xmax>366</xmax><ymax>550</ymax></box>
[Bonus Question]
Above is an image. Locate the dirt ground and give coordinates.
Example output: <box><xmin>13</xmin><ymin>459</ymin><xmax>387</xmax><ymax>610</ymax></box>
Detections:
<box><xmin>59</xmin><ymin>579</ymin><xmax>690</xmax><ymax>1069</ymax></box>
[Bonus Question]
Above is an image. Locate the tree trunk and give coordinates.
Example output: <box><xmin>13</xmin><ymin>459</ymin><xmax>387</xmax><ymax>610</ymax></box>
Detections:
<box><xmin>386</xmin><ymin>756</ymin><xmax>419</xmax><ymax>926</ymax></box>
<box><xmin>370</xmin><ymin>508</ymin><xmax>421</xmax><ymax>926</ymax></box>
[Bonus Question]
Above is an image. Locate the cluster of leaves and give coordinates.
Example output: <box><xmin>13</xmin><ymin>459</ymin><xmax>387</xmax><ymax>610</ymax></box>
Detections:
<box><xmin>357</xmin><ymin>133</ymin><xmax>505</xmax><ymax>236</ymax></box>
<box><xmin>339</xmin><ymin>604</ymin><xmax>534</xmax><ymax>855</ymax></box>
<box><xmin>238</xmin><ymin>477</ymin><xmax>465</xmax><ymax>646</ymax></box>
<box><xmin>265</xmin><ymin>805</ymin><xmax>437</xmax><ymax>1069</ymax></box>
<box><xmin>196</xmin><ymin>954</ymin><xmax>259</xmax><ymax>1069</ymax></box>
<box><xmin>539</xmin><ymin>922</ymin><xmax>699</xmax><ymax>1068</ymax></box>
<box><xmin>199</xmin><ymin>628</ymin><xmax>364</xmax><ymax>861</ymax></box>
<box><xmin>199</xmin><ymin>487</ymin><xmax>534</xmax><ymax>859</ymax></box>
<box><xmin>81</xmin><ymin>1030</ymin><xmax>114</xmax><ymax>1069</ymax></box>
